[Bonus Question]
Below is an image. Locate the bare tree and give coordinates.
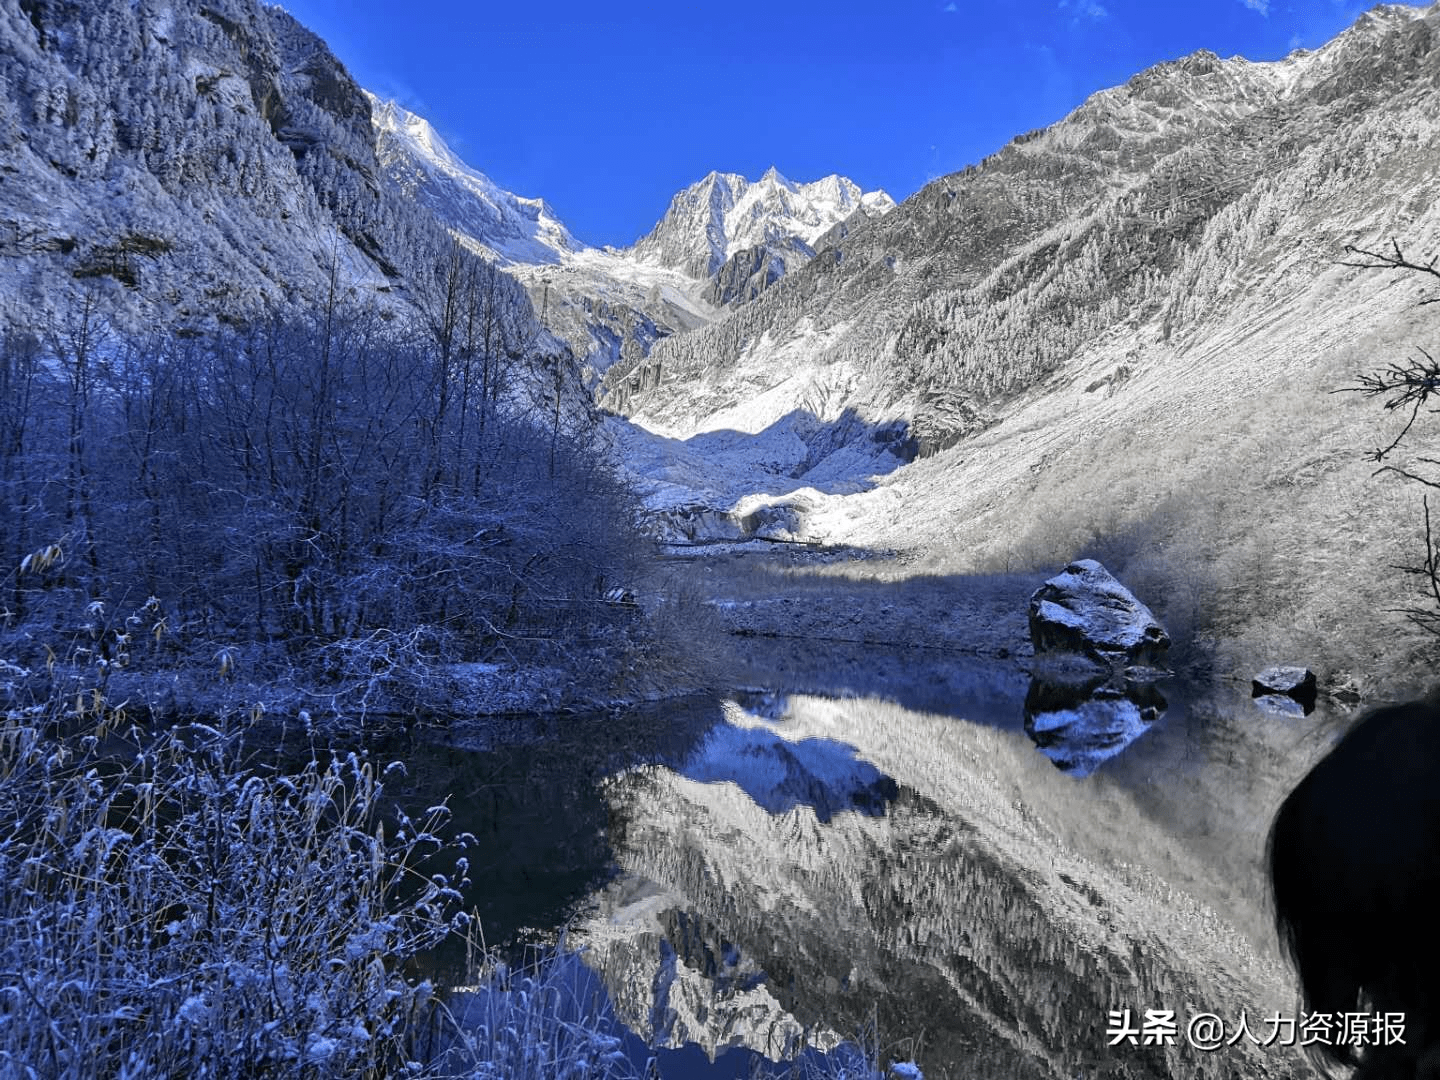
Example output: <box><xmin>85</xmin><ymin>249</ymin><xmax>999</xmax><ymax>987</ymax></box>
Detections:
<box><xmin>1338</xmin><ymin>240</ymin><xmax>1440</xmax><ymax>635</ymax></box>
<box><xmin>47</xmin><ymin>290</ymin><xmax>110</xmax><ymax>592</ymax></box>
<box><xmin>1</xmin><ymin>275</ymin><xmax>651</xmax><ymax>717</ymax></box>
<box><xmin>0</xmin><ymin>329</ymin><xmax>41</xmax><ymax>620</ymax></box>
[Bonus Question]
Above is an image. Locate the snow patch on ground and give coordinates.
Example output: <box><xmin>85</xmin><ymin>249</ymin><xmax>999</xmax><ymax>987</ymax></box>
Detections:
<box><xmin>607</xmin><ymin>399</ymin><xmax>909</xmax><ymax>546</ymax></box>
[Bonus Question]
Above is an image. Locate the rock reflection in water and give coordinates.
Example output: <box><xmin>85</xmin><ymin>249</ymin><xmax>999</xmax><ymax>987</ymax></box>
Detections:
<box><xmin>1024</xmin><ymin>675</ymin><xmax>1168</xmax><ymax>776</ymax></box>
<box><xmin>1252</xmin><ymin>693</ymin><xmax>1313</xmax><ymax>718</ymax></box>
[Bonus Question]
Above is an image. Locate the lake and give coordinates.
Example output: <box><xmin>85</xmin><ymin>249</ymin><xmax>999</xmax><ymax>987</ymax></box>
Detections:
<box><xmin>374</xmin><ymin>641</ymin><xmax>1339</xmax><ymax>1079</ymax></box>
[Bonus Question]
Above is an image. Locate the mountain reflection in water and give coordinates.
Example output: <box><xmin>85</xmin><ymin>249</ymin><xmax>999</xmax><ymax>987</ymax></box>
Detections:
<box><xmin>679</xmin><ymin>705</ymin><xmax>899</xmax><ymax>822</ymax></box>
<box><xmin>383</xmin><ymin>657</ymin><xmax>1335</xmax><ymax>1078</ymax></box>
<box><xmin>572</xmin><ymin>689</ymin><xmax>1315</xmax><ymax>1079</ymax></box>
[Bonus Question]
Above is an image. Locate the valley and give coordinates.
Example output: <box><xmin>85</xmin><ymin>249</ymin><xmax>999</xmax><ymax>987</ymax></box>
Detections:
<box><xmin>2</xmin><ymin>0</ymin><xmax>1440</xmax><ymax>1076</ymax></box>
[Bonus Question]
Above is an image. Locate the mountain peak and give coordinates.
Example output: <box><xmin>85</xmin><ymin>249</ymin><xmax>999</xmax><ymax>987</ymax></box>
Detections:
<box><xmin>632</xmin><ymin>169</ymin><xmax>894</xmax><ymax>279</ymax></box>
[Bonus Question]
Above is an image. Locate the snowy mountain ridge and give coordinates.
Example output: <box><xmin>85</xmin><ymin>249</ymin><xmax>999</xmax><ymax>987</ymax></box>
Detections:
<box><xmin>630</xmin><ymin>168</ymin><xmax>896</xmax><ymax>281</ymax></box>
<box><xmin>605</xmin><ymin>1</ymin><xmax>1440</xmax><ymax>445</ymax></box>
<box><xmin>369</xmin><ymin>95</ymin><xmax>892</xmax><ymax>289</ymax></box>
<box><xmin>369</xmin><ymin>95</ymin><xmax>894</xmax><ymax>377</ymax></box>
<box><xmin>369</xmin><ymin>94</ymin><xmax>582</xmax><ymax>267</ymax></box>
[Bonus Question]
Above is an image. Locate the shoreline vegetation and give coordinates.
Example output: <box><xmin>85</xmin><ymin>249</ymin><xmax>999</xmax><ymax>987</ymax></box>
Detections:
<box><xmin>0</xmin><ymin>636</ymin><xmax>924</xmax><ymax>1078</ymax></box>
<box><xmin>0</xmin><ymin>293</ymin><xmax>722</xmax><ymax>725</ymax></box>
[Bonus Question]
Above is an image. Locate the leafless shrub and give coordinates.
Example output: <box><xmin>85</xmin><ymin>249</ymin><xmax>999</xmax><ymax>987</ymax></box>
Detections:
<box><xmin>0</xmin><ymin>290</ymin><xmax>660</xmax><ymax>715</ymax></box>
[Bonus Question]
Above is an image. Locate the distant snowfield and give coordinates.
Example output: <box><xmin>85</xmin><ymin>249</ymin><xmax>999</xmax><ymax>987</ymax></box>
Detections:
<box><xmin>606</xmin><ymin>408</ymin><xmax>906</xmax><ymax>547</ymax></box>
<box><xmin>505</xmin><ymin>247</ymin><xmax>717</xmax><ymax>342</ymax></box>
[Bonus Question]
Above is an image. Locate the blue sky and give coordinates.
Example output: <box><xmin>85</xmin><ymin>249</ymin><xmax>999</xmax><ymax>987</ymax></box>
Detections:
<box><xmin>279</xmin><ymin>0</ymin><xmax>1395</xmax><ymax>249</ymax></box>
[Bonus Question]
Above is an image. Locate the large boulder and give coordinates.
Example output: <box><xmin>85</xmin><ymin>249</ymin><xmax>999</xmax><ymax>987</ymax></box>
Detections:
<box><xmin>1028</xmin><ymin>559</ymin><xmax>1170</xmax><ymax>668</ymax></box>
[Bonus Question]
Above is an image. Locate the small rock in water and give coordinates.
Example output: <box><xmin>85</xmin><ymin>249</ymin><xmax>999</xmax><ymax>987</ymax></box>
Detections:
<box><xmin>1252</xmin><ymin>665</ymin><xmax>1317</xmax><ymax>712</ymax></box>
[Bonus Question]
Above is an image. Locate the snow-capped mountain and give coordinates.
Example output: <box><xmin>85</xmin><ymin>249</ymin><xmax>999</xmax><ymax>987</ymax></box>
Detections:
<box><xmin>369</xmin><ymin>105</ymin><xmax>895</xmax><ymax>372</ymax></box>
<box><xmin>370</xmin><ymin>95</ymin><xmax>581</xmax><ymax>267</ymax></box>
<box><xmin>584</xmin><ymin>2</ymin><xmax>1440</xmax><ymax>690</ymax></box>
<box><xmin>604</xmin><ymin>1</ymin><xmax>1440</xmax><ymax>450</ymax></box>
<box><xmin>630</xmin><ymin>168</ymin><xmax>895</xmax><ymax>283</ymax></box>
<box><xmin>367</xmin><ymin>95</ymin><xmax>721</xmax><ymax>376</ymax></box>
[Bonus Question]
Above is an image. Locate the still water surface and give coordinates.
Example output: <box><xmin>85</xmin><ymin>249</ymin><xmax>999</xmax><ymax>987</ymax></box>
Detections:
<box><xmin>373</xmin><ymin>646</ymin><xmax>1342</xmax><ymax>1079</ymax></box>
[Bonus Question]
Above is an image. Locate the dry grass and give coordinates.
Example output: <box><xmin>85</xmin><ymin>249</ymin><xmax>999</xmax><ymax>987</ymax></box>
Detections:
<box><xmin>0</xmin><ymin>683</ymin><xmax>472</xmax><ymax>1077</ymax></box>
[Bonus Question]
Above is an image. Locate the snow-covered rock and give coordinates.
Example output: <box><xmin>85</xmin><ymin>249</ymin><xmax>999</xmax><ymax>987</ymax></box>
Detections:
<box><xmin>1253</xmin><ymin>693</ymin><xmax>1311</xmax><ymax>718</ymax></box>
<box><xmin>0</xmin><ymin>0</ymin><xmax>540</xmax><ymax>341</ymax></box>
<box><xmin>1028</xmin><ymin>560</ymin><xmax>1170</xmax><ymax>668</ymax></box>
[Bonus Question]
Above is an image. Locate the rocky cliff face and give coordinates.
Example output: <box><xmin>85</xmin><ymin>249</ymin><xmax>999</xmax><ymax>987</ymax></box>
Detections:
<box><xmin>0</xmin><ymin>0</ymin><xmax>533</xmax><ymax>335</ymax></box>
<box><xmin>701</xmin><ymin>233</ymin><xmax>814</xmax><ymax>307</ymax></box>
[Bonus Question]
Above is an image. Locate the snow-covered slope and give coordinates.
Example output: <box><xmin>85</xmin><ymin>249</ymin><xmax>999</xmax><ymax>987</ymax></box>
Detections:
<box><xmin>595</xmin><ymin>4</ymin><xmax>1440</xmax><ymax>695</ymax></box>
<box><xmin>0</xmin><ymin>0</ymin><xmax>541</xmax><ymax>341</ymax></box>
<box><xmin>368</xmin><ymin>95</ymin><xmax>722</xmax><ymax>376</ymax></box>
<box><xmin>605</xmin><ymin>3</ymin><xmax>1440</xmax><ymax>447</ymax></box>
<box><xmin>370</xmin><ymin>95</ymin><xmax>581</xmax><ymax>266</ymax></box>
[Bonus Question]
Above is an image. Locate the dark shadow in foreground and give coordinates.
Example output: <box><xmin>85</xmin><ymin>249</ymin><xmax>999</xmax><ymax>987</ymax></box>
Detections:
<box><xmin>1269</xmin><ymin>699</ymin><xmax>1440</xmax><ymax>1080</ymax></box>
